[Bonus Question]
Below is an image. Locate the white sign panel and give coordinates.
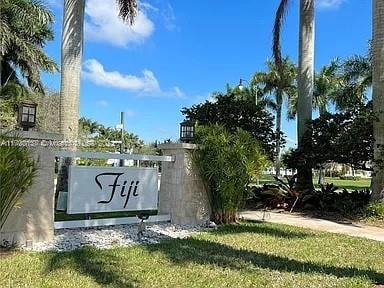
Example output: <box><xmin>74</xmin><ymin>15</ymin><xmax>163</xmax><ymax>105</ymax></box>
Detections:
<box><xmin>67</xmin><ymin>166</ymin><xmax>158</xmax><ymax>214</ymax></box>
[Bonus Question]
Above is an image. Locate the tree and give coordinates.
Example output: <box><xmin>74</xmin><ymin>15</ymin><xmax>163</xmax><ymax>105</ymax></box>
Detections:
<box><xmin>0</xmin><ymin>0</ymin><xmax>57</xmax><ymax>90</ymax></box>
<box><xmin>181</xmin><ymin>92</ymin><xmax>281</xmax><ymax>160</ymax></box>
<box><xmin>273</xmin><ymin>0</ymin><xmax>315</xmax><ymax>191</ymax></box>
<box><xmin>60</xmin><ymin>0</ymin><xmax>137</xmax><ymax>143</ymax></box>
<box><xmin>77</xmin><ymin>118</ymin><xmax>144</xmax><ymax>152</ymax></box>
<box><xmin>332</xmin><ymin>51</ymin><xmax>372</xmax><ymax>111</ymax></box>
<box><xmin>79</xmin><ymin>117</ymin><xmax>100</xmax><ymax>136</ymax></box>
<box><xmin>252</xmin><ymin>58</ymin><xmax>297</xmax><ymax>177</ymax></box>
<box><xmin>372</xmin><ymin>0</ymin><xmax>384</xmax><ymax>201</ymax></box>
<box><xmin>283</xmin><ymin>102</ymin><xmax>374</xmax><ymax>176</ymax></box>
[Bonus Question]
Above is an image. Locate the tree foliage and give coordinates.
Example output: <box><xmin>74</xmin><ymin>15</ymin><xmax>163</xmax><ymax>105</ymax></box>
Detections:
<box><xmin>0</xmin><ymin>0</ymin><xmax>58</xmax><ymax>90</ymax></box>
<box><xmin>78</xmin><ymin>117</ymin><xmax>144</xmax><ymax>152</ymax></box>
<box><xmin>283</xmin><ymin>102</ymin><xmax>374</xmax><ymax>171</ymax></box>
<box><xmin>181</xmin><ymin>92</ymin><xmax>282</xmax><ymax>160</ymax></box>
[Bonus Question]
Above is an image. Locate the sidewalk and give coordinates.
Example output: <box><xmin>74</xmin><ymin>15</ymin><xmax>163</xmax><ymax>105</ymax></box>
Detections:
<box><xmin>239</xmin><ymin>210</ymin><xmax>384</xmax><ymax>242</ymax></box>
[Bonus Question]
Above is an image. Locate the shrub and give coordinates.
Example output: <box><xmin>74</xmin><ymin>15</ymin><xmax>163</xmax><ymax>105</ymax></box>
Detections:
<box><xmin>364</xmin><ymin>201</ymin><xmax>384</xmax><ymax>220</ymax></box>
<box><xmin>250</xmin><ymin>181</ymin><xmax>372</xmax><ymax>216</ymax></box>
<box><xmin>249</xmin><ymin>175</ymin><xmax>300</xmax><ymax>211</ymax></box>
<box><xmin>193</xmin><ymin>125</ymin><xmax>268</xmax><ymax>224</ymax></box>
<box><xmin>0</xmin><ymin>134</ymin><xmax>37</xmax><ymax>230</ymax></box>
<box><xmin>301</xmin><ymin>186</ymin><xmax>371</xmax><ymax>215</ymax></box>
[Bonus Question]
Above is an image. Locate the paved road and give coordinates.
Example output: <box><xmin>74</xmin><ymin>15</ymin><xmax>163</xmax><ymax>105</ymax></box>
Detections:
<box><xmin>239</xmin><ymin>210</ymin><xmax>384</xmax><ymax>242</ymax></box>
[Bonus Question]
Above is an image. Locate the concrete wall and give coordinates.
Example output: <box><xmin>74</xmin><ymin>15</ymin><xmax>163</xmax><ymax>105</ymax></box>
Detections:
<box><xmin>0</xmin><ymin>131</ymin><xmax>62</xmax><ymax>246</ymax></box>
<box><xmin>0</xmin><ymin>136</ymin><xmax>210</xmax><ymax>246</ymax></box>
<box><xmin>159</xmin><ymin>143</ymin><xmax>210</xmax><ymax>225</ymax></box>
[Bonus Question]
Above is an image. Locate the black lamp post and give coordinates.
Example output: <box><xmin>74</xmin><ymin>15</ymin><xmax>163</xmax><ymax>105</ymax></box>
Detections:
<box><xmin>180</xmin><ymin>120</ymin><xmax>195</xmax><ymax>143</ymax></box>
<box><xmin>18</xmin><ymin>100</ymin><xmax>37</xmax><ymax>131</ymax></box>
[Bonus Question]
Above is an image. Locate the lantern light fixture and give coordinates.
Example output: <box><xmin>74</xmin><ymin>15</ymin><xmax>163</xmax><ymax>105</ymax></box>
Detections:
<box><xmin>180</xmin><ymin>120</ymin><xmax>195</xmax><ymax>143</ymax></box>
<box><xmin>18</xmin><ymin>100</ymin><xmax>37</xmax><ymax>131</ymax></box>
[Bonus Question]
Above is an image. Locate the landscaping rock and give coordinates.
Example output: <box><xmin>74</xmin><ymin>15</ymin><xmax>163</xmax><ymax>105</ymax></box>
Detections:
<box><xmin>22</xmin><ymin>223</ymin><xmax>204</xmax><ymax>252</ymax></box>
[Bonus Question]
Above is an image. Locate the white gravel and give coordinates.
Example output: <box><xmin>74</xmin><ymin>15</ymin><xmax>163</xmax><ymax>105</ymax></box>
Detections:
<box><xmin>24</xmin><ymin>223</ymin><xmax>205</xmax><ymax>252</ymax></box>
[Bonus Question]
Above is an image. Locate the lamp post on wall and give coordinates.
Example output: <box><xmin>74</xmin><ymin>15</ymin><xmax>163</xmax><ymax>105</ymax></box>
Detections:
<box><xmin>180</xmin><ymin>120</ymin><xmax>195</xmax><ymax>143</ymax></box>
<box><xmin>238</xmin><ymin>78</ymin><xmax>258</xmax><ymax>105</ymax></box>
<box><xmin>18</xmin><ymin>100</ymin><xmax>37</xmax><ymax>131</ymax></box>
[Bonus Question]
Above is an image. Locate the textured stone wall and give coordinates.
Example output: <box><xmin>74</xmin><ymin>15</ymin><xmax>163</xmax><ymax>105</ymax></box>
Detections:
<box><xmin>159</xmin><ymin>143</ymin><xmax>210</xmax><ymax>225</ymax></box>
<box><xmin>0</xmin><ymin>132</ymin><xmax>61</xmax><ymax>246</ymax></box>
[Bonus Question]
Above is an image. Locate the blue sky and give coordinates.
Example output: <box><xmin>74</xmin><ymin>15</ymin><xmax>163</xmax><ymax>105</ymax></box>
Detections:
<box><xmin>43</xmin><ymin>0</ymin><xmax>371</xmax><ymax>147</ymax></box>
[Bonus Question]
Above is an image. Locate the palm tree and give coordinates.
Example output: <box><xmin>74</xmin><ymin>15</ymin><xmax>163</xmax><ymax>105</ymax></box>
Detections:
<box><xmin>60</xmin><ymin>0</ymin><xmax>137</xmax><ymax>143</ymax></box>
<box><xmin>273</xmin><ymin>0</ymin><xmax>315</xmax><ymax>191</ymax></box>
<box><xmin>253</xmin><ymin>58</ymin><xmax>297</xmax><ymax>177</ymax></box>
<box><xmin>314</xmin><ymin>62</ymin><xmax>341</xmax><ymax>114</ymax></box>
<box><xmin>371</xmin><ymin>0</ymin><xmax>384</xmax><ymax>201</ymax></box>
<box><xmin>288</xmin><ymin>61</ymin><xmax>341</xmax><ymax>118</ymax></box>
<box><xmin>332</xmin><ymin>52</ymin><xmax>372</xmax><ymax>111</ymax></box>
<box><xmin>0</xmin><ymin>0</ymin><xmax>57</xmax><ymax>90</ymax></box>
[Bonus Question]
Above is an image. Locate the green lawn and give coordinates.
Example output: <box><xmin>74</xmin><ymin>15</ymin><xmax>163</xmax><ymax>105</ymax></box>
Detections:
<box><xmin>258</xmin><ymin>175</ymin><xmax>370</xmax><ymax>190</ymax></box>
<box><xmin>316</xmin><ymin>177</ymin><xmax>371</xmax><ymax>190</ymax></box>
<box><xmin>2</xmin><ymin>222</ymin><xmax>383</xmax><ymax>287</ymax></box>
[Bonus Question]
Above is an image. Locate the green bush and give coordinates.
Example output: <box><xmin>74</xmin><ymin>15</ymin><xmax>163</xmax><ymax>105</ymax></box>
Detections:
<box><xmin>339</xmin><ymin>176</ymin><xmax>363</xmax><ymax>181</ymax></box>
<box><xmin>0</xmin><ymin>134</ymin><xmax>37</xmax><ymax>230</ymax></box>
<box><xmin>364</xmin><ymin>201</ymin><xmax>384</xmax><ymax>220</ymax></box>
<box><xmin>193</xmin><ymin>124</ymin><xmax>268</xmax><ymax>224</ymax></box>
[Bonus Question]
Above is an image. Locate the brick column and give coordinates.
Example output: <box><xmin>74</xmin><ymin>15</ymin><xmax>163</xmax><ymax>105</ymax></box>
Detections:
<box><xmin>159</xmin><ymin>143</ymin><xmax>210</xmax><ymax>225</ymax></box>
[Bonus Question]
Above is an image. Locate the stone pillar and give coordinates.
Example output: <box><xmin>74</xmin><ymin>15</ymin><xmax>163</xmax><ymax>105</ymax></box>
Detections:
<box><xmin>159</xmin><ymin>143</ymin><xmax>210</xmax><ymax>225</ymax></box>
<box><xmin>0</xmin><ymin>131</ymin><xmax>62</xmax><ymax>246</ymax></box>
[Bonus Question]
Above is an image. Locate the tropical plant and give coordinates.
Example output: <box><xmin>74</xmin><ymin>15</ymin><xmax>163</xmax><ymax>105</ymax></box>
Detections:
<box><xmin>60</xmin><ymin>0</ymin><xmax>137</xmax><ymax>143</ymax></box>
<box><xmin>364</xmin><ymin>201</ymin><xmax>384</xmax><ymax>220</ymax></box>
<box><xmin>182</xmin><ymin>91</ymin><xmax>280</xmax><ymax>160</ymax></box>
<box><xmin>0</xmin><ymin>0</ymin><xmax>57</xmax><ymax>90</ymax></box>
<box><xmin>289</xmin><ymin>61</ymin><xmax>342</xmax><ymax>118</ymax></box>
<box><xmin>258</xmin><ymin>175</ymin><xmax>300</xmax><ymax>211</ymax></box>
<box><xmin>193</xmin><ymin>125</ymin><xmax>268</xmax><ymax>224</ymax></box>
<box><xmin>0</xmin><ymin>134</ymin><xmax>38</xmax><ymax>230</ymax></box>
<box><xmin>300</xmin><ymin>186</ymin><xmax>371</xmax><ymax>215</ymax></box>
<box><xmin>371</xmin><ymin>0</ymin><xmax>384</xmax><ymax>201</ymax></box>
<box><xmin>273</xmin><ymin>0</ymin><xmax>315</xmax><ymax>192</ymax></box>
<box><xmin>252</xmin><ymin>58</ymin><xmax>297</xmax><ymax>176</ymax></box>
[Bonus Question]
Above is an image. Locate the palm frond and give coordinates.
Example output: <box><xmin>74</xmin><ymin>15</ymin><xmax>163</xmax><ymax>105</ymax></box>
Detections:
<box><xmin>273</xmin><ymin>0</ymin><xmax>291</xmax><ymax>70</ymax></box>
<box><xmin>116</xmin><ymin>0</ymin><xmax>138</xmax><ymax>24</ymax></box>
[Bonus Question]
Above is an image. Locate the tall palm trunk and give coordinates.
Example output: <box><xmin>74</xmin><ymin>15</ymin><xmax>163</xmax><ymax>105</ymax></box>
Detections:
<box><xmin>56</xmin><ymin>0</ymin><xmax>85</xmax><ymax>195</ymax></box>
<box><xmin>60</xmin><ymin>0</ymin><xmax>85</xmax><ymax>144</ymax></box>
<box><xmin>275</xmin><ymin>91</ymin><xmax>283</xmax><ymax>177</ymax></box>
<box><xmin>297</xmin><ymin>0</ymin><xmax>315</xmax><ymax>191</ymax></box>
<box><xmin>371</xmin><ymin>0</ymin><xmax>384</xmax><ymax>201</ymax></box>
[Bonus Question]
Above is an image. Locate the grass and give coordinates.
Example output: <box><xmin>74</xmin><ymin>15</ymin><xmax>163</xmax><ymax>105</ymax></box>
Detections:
<box><xmin>315</xmin><ymin>177</ymin><xmax>371</xmax><ymax>190</ymax></box>
<box><xmin>1</xmin><ymin>222</ymin><xmax>384</xmax><ymax>287</ymax></box>
<box><xmin>258</xmin><ymin>175</ymin><xmax>370</xmax><ymax>190</ymax></box>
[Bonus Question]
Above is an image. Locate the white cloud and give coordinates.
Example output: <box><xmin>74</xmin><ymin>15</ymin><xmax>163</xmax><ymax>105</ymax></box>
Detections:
<box><xmin>85</xmin><ymin>0</ymin><xmax>154</xmax><ymax>47</ymax></box>
<box><xmin>82</xmin><ymin>59</ymin><xmax>183</xmax><ymax>98</ymax></box>
<box><xmin>316</xmin><ymin>0</ymin><xmax>346</xmax><ymax>9</ymax></box>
